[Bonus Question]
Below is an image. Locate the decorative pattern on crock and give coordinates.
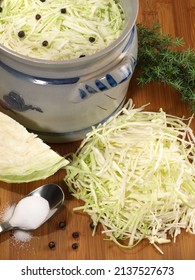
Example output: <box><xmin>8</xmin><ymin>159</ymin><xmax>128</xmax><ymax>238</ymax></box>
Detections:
<box><xmin>77</xmin><ymin>55</ymin><xmax>137</xmax><ymax>101</ymax></box>
<box><xmin>0</xmin><ymin>91</ymin><xmax>43</xmax><ymax>112</ymax></box>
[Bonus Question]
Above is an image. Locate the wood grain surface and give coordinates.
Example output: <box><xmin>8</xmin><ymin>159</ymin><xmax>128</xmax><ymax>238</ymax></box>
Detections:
<box><xmin>0</xmin><ymin>0</ymin><xmax>195</xmax><ymax>260</ymax></box>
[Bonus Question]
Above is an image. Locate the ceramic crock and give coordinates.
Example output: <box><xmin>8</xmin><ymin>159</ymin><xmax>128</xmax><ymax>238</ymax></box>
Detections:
<box><xmin>0</xmin><ymin>0</ymin><xmax>139</xmax><ymax>143</ymax></box>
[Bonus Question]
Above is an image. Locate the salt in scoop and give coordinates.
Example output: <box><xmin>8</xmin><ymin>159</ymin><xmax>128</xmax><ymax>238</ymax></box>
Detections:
<box><xmin>0</xmin><ymin>183</ymin><xmax>64</xmax><ymax>233</ymax></box>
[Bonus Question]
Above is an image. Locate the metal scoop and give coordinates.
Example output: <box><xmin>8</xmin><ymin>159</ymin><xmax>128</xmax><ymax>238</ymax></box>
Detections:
<box><xmin>0</xmin><ymin>183</ymin><xmax>64</xmax><ymax>233</ymax></box>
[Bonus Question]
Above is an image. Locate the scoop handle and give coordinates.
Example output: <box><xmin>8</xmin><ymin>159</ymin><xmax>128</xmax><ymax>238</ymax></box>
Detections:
<box><xmin>0</xmin><ymin>221</ymin><xmax>13</xmax><ymax>233</ymax></box>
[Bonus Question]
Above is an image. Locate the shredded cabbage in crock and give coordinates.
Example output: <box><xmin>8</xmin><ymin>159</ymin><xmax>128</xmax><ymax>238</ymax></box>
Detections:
<box><xmin>0</xmin><ymin>0</ymin><xmax>125</xmax><ymax>60</ymax></box>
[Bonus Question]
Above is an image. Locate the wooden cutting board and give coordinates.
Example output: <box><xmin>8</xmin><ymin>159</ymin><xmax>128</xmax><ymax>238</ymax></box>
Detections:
<box><xmin>0</xmin><ymin>0</ymin><xmax>195</xmax><ymax>260</ymax></box>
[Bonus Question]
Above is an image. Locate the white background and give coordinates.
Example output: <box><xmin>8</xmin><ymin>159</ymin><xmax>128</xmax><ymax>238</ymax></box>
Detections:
<box><xmin>0</xmin><ymin>260</ymin><xmax>193</xmax><ymax>279</ymax></box>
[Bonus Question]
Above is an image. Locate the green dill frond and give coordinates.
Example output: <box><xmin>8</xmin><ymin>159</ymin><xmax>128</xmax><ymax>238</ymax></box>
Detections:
<box><xmin>136</xmin><ymin>22</ymin><xmax>195</xmax><ymax>112</ymax></box>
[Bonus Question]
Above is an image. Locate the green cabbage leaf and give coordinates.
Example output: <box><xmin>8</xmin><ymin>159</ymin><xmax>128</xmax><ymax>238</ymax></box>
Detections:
<box><xmin>0</xmin><ymin>112</ymin><xmax>69</xmax><ymax>183</ymax></box>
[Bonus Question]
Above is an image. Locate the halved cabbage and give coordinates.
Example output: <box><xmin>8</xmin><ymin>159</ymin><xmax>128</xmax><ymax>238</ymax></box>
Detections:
<box><xmin>0</xmin><ymin>112</ymin><xmax>69</xmax><ymax>183</ymax></box>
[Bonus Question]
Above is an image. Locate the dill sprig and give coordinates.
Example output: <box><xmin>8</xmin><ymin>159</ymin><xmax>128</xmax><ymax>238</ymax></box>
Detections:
<box><xmin>136</xmin><ymin>22</ymin><xmax>195</xmax><ymax>112</ymax></box>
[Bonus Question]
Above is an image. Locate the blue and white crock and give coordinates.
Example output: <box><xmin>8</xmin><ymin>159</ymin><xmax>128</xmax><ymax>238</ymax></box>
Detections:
<box><xmin>0</xmin><ymin>0</ymin><xmax>139</xmax><ymax>143</ymax></box>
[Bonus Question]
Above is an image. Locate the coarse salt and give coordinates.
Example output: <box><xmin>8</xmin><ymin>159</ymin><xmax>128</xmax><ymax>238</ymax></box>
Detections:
<box><xmin>9</xmin><ymin>196</ymin><xmax>50</xmax><ymax>230</ymax></box>
<box><xmin>0</xmin><ymin>203</ymin><xmax>32</xmax><ymax>243</ymax></box>
<box><xmin>1</xmin><ymin>196</ymin><xmax>50</xmax><ymax>244</ymax></box>
<box><xmin>12</xmin><ymin>230</ymin><xmax>32</xmax><ymax>243</ymax></box>
<box><xmin>1</xmin><ymin>203</ymin><xmax>16</xmax><ymax>222</ymax></box>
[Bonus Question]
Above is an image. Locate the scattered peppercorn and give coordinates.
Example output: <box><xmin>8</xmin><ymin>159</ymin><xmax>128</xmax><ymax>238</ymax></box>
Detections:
<box><xmin>61</xmin><ymin>8</ymin><xmax>67</xmax><ymax>14</ymax></box>
<box><xmin>0</xmin><ymin>7</ymin><xmax>3</xmax><ymax>13</ymax></box>
<box><xmin>89</xmin><ymin>221</ymin><xmax>95</xmax><ymax>229</ymax></box>
<box><xmin>18</xmin><ymin>31</ymin><xmax>25</xmax><ymax>38</ymax></box>
<box><xmin>89</xmin><ymin>36</ymin><xmax>95</xmax><ymax>43</ymax></box>
<box><xmin>40</xmin><ymin>0</ymin><xmax>46</xmax><ymax>2</ymax></box>
<box><xmin>42</xmin><ymin>40</ymin><xmax>48</xmax><ymax>47</ymax></box>
<box><xmin>35</xmin><ymin>14</ymin><xmax>41</xmax><ymax>20</ymax></box>
<box><xmin>48</xmin><ymin>241</ymin><xmax>56</xmax><ymax>249</ymax></box>
<box><xmin>79</xmin><ymin>54</ymin><xmax>86</xmax><ymax>58</ymax></box>
<box><xmin>72</xmin><ymin>231</ymin><xmax>79</xmax><ymax>239</ymax></box>
<box><xmin>59</xmin><ymin>220</ymin><xmax>66</xmax><ymax>229</ymax></box>
<box><xmin>72</xmin><ymin>242</ymin><xmax>79</xmax><ymax>250</ymax></box>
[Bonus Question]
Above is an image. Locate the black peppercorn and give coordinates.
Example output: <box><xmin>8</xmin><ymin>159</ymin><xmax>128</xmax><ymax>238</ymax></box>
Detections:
<box><xmin>72</xmin><ymin>231</ymin><xmax>79</xmax><ymax>239</ymax></box>
<box><xmin>40</xmin><ymin>0</ymin><xmax>46</xmax><ymax>2</ymax></box>
<box><xmin>35</xmin><ymin>14</ymin><xmax>41</xmax><ymax>20</ymax></box>
<box><xmin>59</xmin><ymin>220</ymin><xmax>66</xmax><ymax>229</ymax></box>
<box><xmin>18</xmin><ymin>31</ymin><xmax>25</xmax><ymax>38</ymax></box>
<box><xmin>89</xmin><ymin>221</ymin><xmax>95</xmax><ymax>229</ymax></box>
<box><xmin>0</xmin><ymin>7</ymin><xmax>3</xmax><ymax>13</ymax></box>
<box><xmin>61</xmin><ymin>8</ymin><xmax>67</xmax><ymax>14</ymax></box>
<box><xmin>48</xmin><ymin>241</ymin><xmax>55</xmax><ymax>249</ymax></box>
<box><xmin>79</xmin><ymin>54</ymin><xmax>86</xmax><ymax>58</ymax></box>
<box><xmin>72</xmin><ymin>242</ymin><xmax>79</xmax><ymax>250</ymax></box>
<box><xmin>42</xmin><ymin>40</ymin><xmax>48</xmax><ymax>47</ymax></box>
<box><xmin>89</xmin><ymin>36</ymin><xmax>95</xmax><ymax>43</ymax></box>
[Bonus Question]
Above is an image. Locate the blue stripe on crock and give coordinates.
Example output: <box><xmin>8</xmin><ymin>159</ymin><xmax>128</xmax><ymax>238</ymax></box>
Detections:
<box><xmin>105</xmin><ymin>74</ymin><xmax>118</xmax><ymax>87</ymax></box>
<box><xmin>0</xmin><ymin>61</ymin><xmax>79</xmax><ymax>85</ymax></box>
<box><xmin>85</xmin><ymin>85</ymin><xmax>98</xmax><ymax>94</ymax></box>
<box><xmin>122</xmin><ymin>25</ymin><xmax>135</xmax><ymax>53</ymax></box>
<box><xmin>95</xmin><ymin>80</ymin><xmax>109</xmax><ymax>91</ymax></box>
<box><xmin>27</xmin><ymin>95</ymin><xmax>126</xmax><ymax>139</ymax></box>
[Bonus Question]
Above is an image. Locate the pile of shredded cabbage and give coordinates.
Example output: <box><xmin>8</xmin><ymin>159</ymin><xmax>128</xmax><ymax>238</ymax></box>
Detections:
<box><xmin>65</xmin><ymin>100</ymin><xmax>195</xmax><ymax>253</ymax></box>
<box><xmin>0</xmin><ymin>0</ymin><xmax>125</xmax><ymax>60</ymax></box>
